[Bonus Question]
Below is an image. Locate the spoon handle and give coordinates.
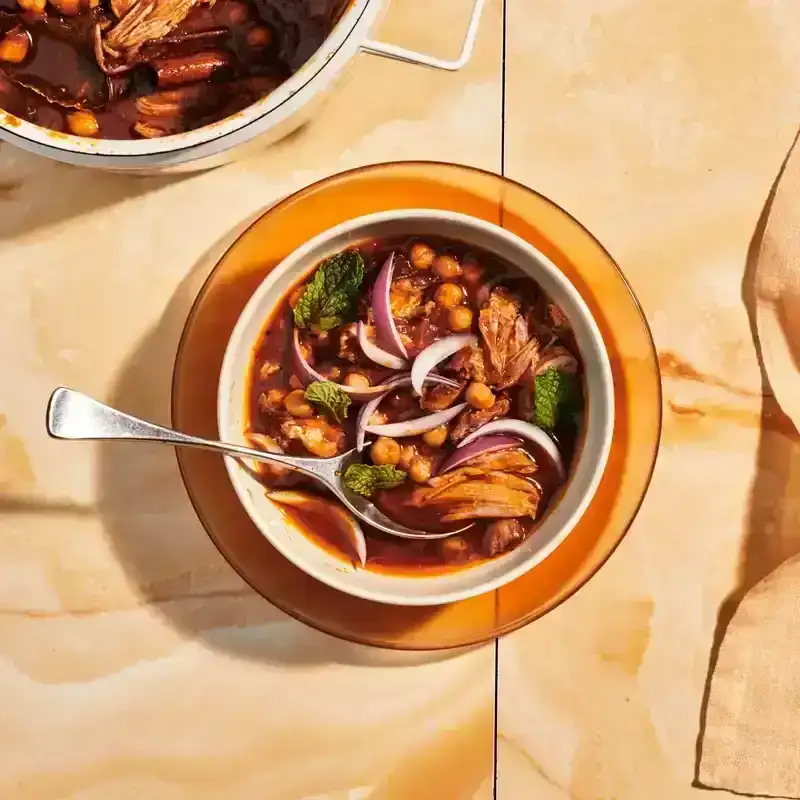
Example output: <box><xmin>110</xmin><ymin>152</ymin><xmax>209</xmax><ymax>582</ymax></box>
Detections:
<box><xmin>45</xmin><ymin>387</ymin><xmax>324</xmax><ymax>477</ymax></box>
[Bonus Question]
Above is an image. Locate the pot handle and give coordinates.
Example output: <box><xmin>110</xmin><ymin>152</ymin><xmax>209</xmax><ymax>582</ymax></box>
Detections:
<box><xmin>361</xmin><ymin>0</ymin><xmax>486</xmax><ymax>72</ymax></box>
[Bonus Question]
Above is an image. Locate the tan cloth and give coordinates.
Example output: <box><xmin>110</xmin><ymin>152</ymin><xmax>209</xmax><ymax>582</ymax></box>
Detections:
<box><xmin>754</xmin><ymin>130</ymin><xmax>800</xmax><ymax>431</ymax></box>
<box><xmin>699</xmin><ymin>557</ymin><xmax>800</xmax><ymax>797</ymax></box>
<box><xmin>698</xmin><ymin>130</ymin><xmax>800</xmax><ymax>797</ymax></box>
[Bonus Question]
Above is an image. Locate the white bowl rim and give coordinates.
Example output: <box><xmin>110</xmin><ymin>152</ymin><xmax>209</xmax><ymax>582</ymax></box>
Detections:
<box><xmin>218</xmin><ymin>208</ymin><xmax>615</xmax><ymax>605</ymax></box>
<box><xmin>0</xmin><ymin>0</ymin><xmax>374</xmax><ymax>159</ymax></box>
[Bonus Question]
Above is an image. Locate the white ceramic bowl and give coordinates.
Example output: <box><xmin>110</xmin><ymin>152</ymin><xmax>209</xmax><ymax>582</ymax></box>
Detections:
<box><xmin>218</xmin><ymin>210</ymin><xmax>614</xmax><ymax>605</ymax></box>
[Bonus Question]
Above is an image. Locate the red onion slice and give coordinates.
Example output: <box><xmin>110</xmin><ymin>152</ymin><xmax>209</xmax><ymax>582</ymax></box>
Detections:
<box><xmin>365</xmin><ymin>402</ymin><xmax>467</xmax><ymax>438</ymax></box>
<box><xmin>439</xmin><ymin>434</ymin><xmax>523</xmax><ymax>473</ymax></box>
<box><xmin>372</xmin><ymin>252</ymin><xmax>409</xmax><ymax>360</ymax></box>
<box><xmin>267</xmin><ymin>490</ymin><xmax>367</xmax><ymax>567</ymax></box>
<box><xmin>355</xmin><ymin>373</ymin><xmax>461</xmax><ymax>451</ymax></box>
<box><xmin>292</xmin><ymin>329</ymin><xmax>398</xmax><ymax>403</ymax></box>
<box><xmin>411</xmin><ymin>334</ymin><xmax>478</xmax><ymax>396</ymax></box>
<box><xmin>356</xmin><ymin>391</ymin><xmax>389</xmax><ymax>452</ymax></box>
<box><xmin>292</xmin><ymin>328</ymin><xmax>326</xmax><ymax>383</ymax></box>
<box><xmin>357</xmin><ymin>322</ymin><xmax>407</xmax><ymax>370</ymax></box>
<box><xmin>458</xmin><ymin>420</ymin><xmax>565</xmax><ymax>479</ymax></box>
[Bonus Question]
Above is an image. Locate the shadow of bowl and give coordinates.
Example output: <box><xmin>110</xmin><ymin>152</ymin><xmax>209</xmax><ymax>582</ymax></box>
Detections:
<box><xmin>96</xmin><ymin>211</ymin><xmax>475</xmax><ymax>667</ymax></box>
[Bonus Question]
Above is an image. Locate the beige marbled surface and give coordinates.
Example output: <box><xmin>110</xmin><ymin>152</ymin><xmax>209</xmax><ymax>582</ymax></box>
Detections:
<box><xmin>497</xmin><ymin>1</ymin><xmax>800</xmax><ymax>798</ymax></box>
<box><xmin>2</xmin><ymin>0</ymin><xmax>800</xmax><ymax>797</ymax></box>
<box><xmin>0</xmin><ymin>0</ymin><xmax>500</xmax><ymax>797</ymax></box>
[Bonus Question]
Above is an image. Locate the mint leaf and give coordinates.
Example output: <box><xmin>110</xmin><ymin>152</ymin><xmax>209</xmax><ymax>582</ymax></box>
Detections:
<box><xmin>342</xmin><ymin>464</ymin><xmax>407</xmax><ymax>497</ymax></box>
<box><xmin>304</xmin><ymin>380</ymin><xmax>351</xmax><ymax>424</ymax></box>
<box><xmin>533</xmin><ymin>368</ymin><xmax>583</xmax><ymax>430</ymax></box>
<box><xmin>293</xmin><ymin>251</ymin><xmax>365</xmax><ymax>331</ymax></box>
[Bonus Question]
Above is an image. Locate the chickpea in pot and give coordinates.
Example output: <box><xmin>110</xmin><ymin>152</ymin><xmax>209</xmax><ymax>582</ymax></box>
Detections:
<box><xmin>433</xmin><ymin>254</ymin><xmax>462</xmax><ymax>280</ymax></box>
<box><xmin>448</xmin><ymin>305</ymin><xmax>473</xmax><ymax>332</ymax></box>
<box><xmin>371</xmin><ymin>437</ymin><xmax>401</xmax><ymax>466</ymax></box>
<box><xmin>398</xmin><ymin>443</ymin><xmax>418</xmax><ymax>471</ymax></box>
<box><xmin>0</xmin><ymin>27</ymin><xmax>29</xmax><ymax>63</ymax></box>
<box><xmin>410</xmin><ymin>242</ymin><xmax>436</xmax><ymax>270</ymax></box>
<box><xmin>422</xmin><ymin>424</ymin><xmax>448</xmax><ymax>448</ymax></box>
<box><xmin>466</xmin><ymin>382</ymin><xmax>495</xmax><ymax>410</ymax></box>
<box><xmin>343</xmin><ymin>372</ymin><xmax>370</xmax><ymax>390</ymax></box>
<box><xmin>66</xmin><ymin>110</ymin><xmax>99</xmax><ymax>137</ymax></box>
<box><xmin>435</xmin><ymin>283</ymin><xmax>464</xmax><ymax>309</ymax></box>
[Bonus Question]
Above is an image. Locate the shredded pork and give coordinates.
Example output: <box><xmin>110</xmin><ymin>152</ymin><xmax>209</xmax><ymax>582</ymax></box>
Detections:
<box><xmin>420</xmin><ymin>381</ymin><xmax>465</xmax><ymax>412</ymax></box>
<box><xmin>450</xmin><ymin>394</ymin><xmax>511</xmax><ymax>443</ymax></box>
<box><xmin>478</xmin><ymin>288</ymin><xmax>540</xmax><ymax>389</ymax></box>
<box><xmin>280</xmin><ymin>418</ymin><xmax>345</xmax><ymax>459</ymax></box>
<box><xmin>101</xmin><ymin>0</ymin><xmax>213</xmax><ymax>64</ymax></box>
<box><xmin>412</xmin><ymin>475</ymin><xmax>541</xmax><ymax>522</ymax></box>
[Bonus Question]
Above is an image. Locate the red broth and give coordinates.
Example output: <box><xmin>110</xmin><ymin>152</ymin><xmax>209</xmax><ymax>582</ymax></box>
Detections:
<box><xmin>244</xmin><ymin>235</ymin><xmax>585</xmax><ymax>575</ymax></box>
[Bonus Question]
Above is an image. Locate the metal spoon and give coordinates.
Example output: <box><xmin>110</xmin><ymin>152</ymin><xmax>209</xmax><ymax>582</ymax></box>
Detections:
<box><xmin>46</xmin><ymin>388</ymin><xmax>468</xmax><ymax>541</ymax></box>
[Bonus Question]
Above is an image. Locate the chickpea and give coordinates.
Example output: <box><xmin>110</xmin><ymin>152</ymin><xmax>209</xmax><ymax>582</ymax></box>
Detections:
<box><xmin>409</xmin><ymin>456</ymin><xmax>432</xmax><ymax>484</ymax></box>
<box><xmin>410</xmin><ymin>242</ymin><xmax>436</xmax><ymax>270</ymax></box>
<box><xmin>448</xmin><ymin>305</ymin><xmax>474</xmax><ymax>332</ymax></box>
<box><xmin>16</xmin><ymin>0</ymin><xmax>45</xmax><ymax>12</ymax></box>
<box><xmin>343</xmin><ymin>372</ymin><xmax>370</xmax><ymax>389</ymax></box>
<box><xmin>288</xmin><ymin>284</ymin><xmax>306</xmax><ymax>309</ymax></box>
<box><xmin>466</xmin><ymin>381</ymin><xmax>495</xmax><ymax>410</ymax></box>
<box><xmin>285</xmin><ymin>389</ymin><xmax>315</xmax><ymax>418</ymax></box>
<box><xmin>66</xmin><ymin>110</ymin><xmax>99</xmax><ymax>137</ymax></box>
<box><xmin>422</xmin><ymin>424</ymin><xmax>449</xmax><ymax>448</ymax></box>
<box><xmin>246</xmin><ymin>25</ymin><xmax>272</xmax><ymax>48</ymax></box>
<box><xmin>0</xmin><ymin>29</ymin><xmax>28</xmax><ymax>63</ymax></box>
<box><xmin>371</xmin><ymin>436</ymin><xmax>401</xmax><ymax>466</ymax></box>
<box><xmin>435</xmin><ymin>282</ymin><xmax>464</xmax><ymax>309</ymax></box>
<box><xmin>398</xmin><ymin>444</ymin><xmax>418</xmax><ymax>471</ymax></box>
<box><xmin>433</xmin><ymin>254</ymin><xmax>463</xmax><ymax>280</ymax></box>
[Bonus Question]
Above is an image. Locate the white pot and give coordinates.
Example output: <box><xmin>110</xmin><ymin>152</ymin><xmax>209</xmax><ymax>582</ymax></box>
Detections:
<box><xmin>0</xmin><ymin>0</ymin><xmax>485</xmax><ymax>173</ymax></box>
<box><xmin>219</xmin><ymin>210</ymin><xmax>615</xmax><ymax>606</ymax></box>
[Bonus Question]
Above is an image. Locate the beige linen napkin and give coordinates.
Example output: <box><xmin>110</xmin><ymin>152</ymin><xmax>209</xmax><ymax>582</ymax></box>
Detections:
<box><xmin>697</xmin><ymin>130</ymin><xmax>800</xmax><ymax>798</ymax></box>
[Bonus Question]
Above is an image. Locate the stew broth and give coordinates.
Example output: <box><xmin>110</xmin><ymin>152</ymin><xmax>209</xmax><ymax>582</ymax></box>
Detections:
<box><xmin>244</xmin><ymin>235</ymin><xmax>585</xmax><ymax>576</ymax></box>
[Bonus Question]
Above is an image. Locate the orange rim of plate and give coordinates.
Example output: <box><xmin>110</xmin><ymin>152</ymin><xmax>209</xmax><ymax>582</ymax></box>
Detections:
<box><xmin>171</xmin><ymin>161</ymin><xmax>662</xmax><ymax>650</ymax></box>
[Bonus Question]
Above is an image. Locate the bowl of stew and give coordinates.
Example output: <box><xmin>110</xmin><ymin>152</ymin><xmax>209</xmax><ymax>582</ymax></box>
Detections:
<box><xmin>0</xmin><ymin>0</ymin><xmax>385</xmax><ymax>170</ymax></box>
<box><xmin>218</xmin><ymin>209</ymin><xmax>614</xmax><ymax>605</ymax></box>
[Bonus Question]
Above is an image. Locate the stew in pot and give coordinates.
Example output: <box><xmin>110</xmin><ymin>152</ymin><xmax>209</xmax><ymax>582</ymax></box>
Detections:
<box><xmin>0</xmin><ymin>0</ymin><xmax>349</xmax><ymax>138</ymax></box>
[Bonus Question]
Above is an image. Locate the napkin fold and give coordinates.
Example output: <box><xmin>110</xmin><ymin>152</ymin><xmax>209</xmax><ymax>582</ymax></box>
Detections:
<box><xmin>697</xmin><ymin>129</ymin><xmax>800</xmax><ymax>798</ymax></box>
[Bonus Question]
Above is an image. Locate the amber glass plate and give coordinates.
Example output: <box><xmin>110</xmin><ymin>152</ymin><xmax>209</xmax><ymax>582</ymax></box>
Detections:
<box><xmin>172</xmin><ymin>162</ymin><xmax>662</xmax><ymax>650</ymax></box>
